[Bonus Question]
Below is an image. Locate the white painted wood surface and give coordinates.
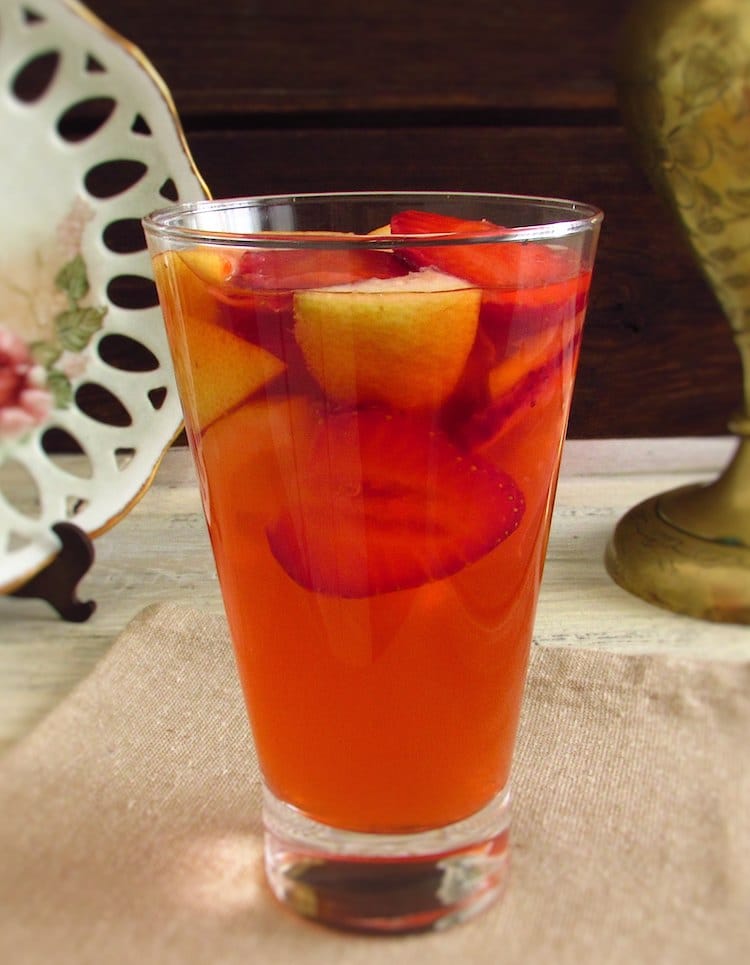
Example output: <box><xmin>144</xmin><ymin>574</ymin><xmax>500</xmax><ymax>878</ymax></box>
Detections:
<box><xmin>1</xmin><ymin>438</ymin><xmax>748</xmax><ymax>754</ymax></box>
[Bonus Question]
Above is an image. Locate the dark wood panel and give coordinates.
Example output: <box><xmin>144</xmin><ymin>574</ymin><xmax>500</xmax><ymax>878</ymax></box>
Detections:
<box><xmin>87</xmin><ymin>0</ymin><xmax>629</xmax><ymax>114</ymax></box>
<box><xmin>182</xmin><ymin>124</ymin><xmax>742</xmax><ymax>439</ymax></box>
<box><xmin>187</xmin><ymin>123</ymin><xmax>628</xmax><ymax>200</ymax></box>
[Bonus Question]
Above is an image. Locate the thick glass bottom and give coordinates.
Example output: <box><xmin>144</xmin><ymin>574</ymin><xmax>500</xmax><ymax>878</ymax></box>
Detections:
<box><xmin>262</xmin><ymin>785</ymin><xmax>511</xmax><ymax>934</ymax></box>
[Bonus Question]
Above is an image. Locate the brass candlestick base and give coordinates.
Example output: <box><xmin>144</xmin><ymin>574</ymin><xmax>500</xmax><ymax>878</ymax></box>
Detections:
<box><xmin>611</xmin><ymin>0</ymin><xmax>750</xmax><ymax>624</ymax></box>
<box><xmin>606</xmin><ymin>429</ymin><xmax>750</xmax><ymax>624</ymax></box>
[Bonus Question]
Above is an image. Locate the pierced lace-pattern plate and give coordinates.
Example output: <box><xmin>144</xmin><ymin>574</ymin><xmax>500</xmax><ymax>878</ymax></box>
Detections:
<box><xmin>0</xmin><ymin>0</ymin><xmax>209</xmax><ymax>593</ymax></box>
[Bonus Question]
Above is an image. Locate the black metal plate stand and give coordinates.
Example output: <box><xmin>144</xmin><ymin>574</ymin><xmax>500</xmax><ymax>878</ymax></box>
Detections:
<box><xmin>10</xmin><ymin>522</ymin><xmax>96</xmax><ymax>622</ymax></box>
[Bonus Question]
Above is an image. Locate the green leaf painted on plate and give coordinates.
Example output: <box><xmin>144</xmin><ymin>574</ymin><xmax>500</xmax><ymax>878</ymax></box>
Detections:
<box><xmin>55</xmin><ymin>254</ymin><xmax>90</xmax><ymax>302</ymax></box>
<box><xmin>45</xmin><ymin>370</ymin><xmax>74</xmax><ymax>408</ymax></box>
<box><xmin>29</xmin><ymin>340</ymin><xmax>62</xmax><ymax>368</ymax></box>
<box><xmin>56</xmin><ymin>305</ymin><xmax>107</xmax><ymax>352</ymax></box>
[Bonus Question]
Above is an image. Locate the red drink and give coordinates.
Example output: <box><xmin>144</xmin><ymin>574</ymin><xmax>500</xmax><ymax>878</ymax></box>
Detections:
<box><xmin>145</xmin><ymin>194</ymin><xmax>601</xmax><ymax>931</ymax></box>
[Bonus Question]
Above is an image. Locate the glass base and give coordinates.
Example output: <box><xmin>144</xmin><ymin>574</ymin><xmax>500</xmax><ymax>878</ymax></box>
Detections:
<box><xmin>262</xmin><ymin>785</ymin><xmax>511</xmax><ymax>934</ymax></box>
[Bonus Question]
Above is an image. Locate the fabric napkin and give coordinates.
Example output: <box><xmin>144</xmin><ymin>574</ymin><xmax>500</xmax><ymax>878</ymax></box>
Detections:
<box><xmin>0</xmin><ymin>603</ymin><xmax>748</xmax><ymax>965</ymax></box>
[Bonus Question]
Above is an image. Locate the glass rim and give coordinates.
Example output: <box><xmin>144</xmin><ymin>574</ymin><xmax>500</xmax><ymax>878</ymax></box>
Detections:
<box><xmin>142</xmin><ymin>190</ymin><xmax>603</xmax><ymax>250</ymax></box>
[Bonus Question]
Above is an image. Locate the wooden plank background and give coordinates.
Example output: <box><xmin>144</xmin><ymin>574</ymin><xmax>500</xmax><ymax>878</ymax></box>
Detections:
<box><xmin>83</xmin><ymin>0</ymin><xmax>743</xmax><ymax>438</ymax></box>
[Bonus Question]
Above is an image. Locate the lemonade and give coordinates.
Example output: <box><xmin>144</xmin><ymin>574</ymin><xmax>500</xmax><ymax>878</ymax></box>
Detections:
<box><xmin>145</xmin><ymin>194</ymin><xmax>601</xmax><ymax>930</ymax></box>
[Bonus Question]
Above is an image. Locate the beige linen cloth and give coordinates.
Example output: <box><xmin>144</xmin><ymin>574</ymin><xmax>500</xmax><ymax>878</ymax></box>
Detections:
<box><xmin>1</xmin><ymin>603</ymin><xmax>748</xmax><ymax>965</ymax></box>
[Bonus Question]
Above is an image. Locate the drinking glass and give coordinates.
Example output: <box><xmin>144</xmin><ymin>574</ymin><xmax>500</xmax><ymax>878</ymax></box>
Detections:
<box><xmin>143</xmin><ymin>192</ymin><xmax>602</xmax><ymax>933</ymax></box>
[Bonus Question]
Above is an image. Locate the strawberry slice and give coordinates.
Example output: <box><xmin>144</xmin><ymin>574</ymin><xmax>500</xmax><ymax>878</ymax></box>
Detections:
<box><xmin>267</xmin><ymin>409</ymin><xmax>525</xmax><ymax>597</ymax></box>
<box><xmin>233</xmin><ymin>246</ymin><xmax>409</xmax><ymax>291</ymax></box>
<box><xmin>459</xmin><ymin>329</ymin><xmax>584</xmax><ymax>451</ymax></box>
<box><xmin>390</xmin><ymin>210</ymin><xmax>578</xmax><ymax>289</ymax></box>
<box><xmin>479</xmin><ymin>271</ymin><xmax>592</xmax><ymax>351</ymax></box>
<box><xmin>390</xmin><ymin>210</ymin><xmax>501</xmax><ymax>240</ymax></box>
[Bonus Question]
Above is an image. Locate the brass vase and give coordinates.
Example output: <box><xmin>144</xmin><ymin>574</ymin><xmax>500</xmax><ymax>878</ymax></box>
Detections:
<box><xmin>608</xmin><ymin>0</ymin><xmax>750</xmax><ymax>623</ymax></box>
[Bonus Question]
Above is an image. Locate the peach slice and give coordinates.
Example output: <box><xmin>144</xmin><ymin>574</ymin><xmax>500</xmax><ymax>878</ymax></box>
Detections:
<box><xmin>202</xmin><ymin>394</ymin><xmax>320</xmax><ymax>526</ymax></box>
<box><xmin>293</xmin><ymin>269</ymin><xmax>481</xmax><ymax>411</ymax></box>
<box><xmin>178</xmin><ymin>312</ymin><xmax>285</xmax><ymax>432</ymax></box>
<box><xmin>487</xmin><ymin>325</ymin><xmax>560</xmax><ymax>401</ymax></box>
<box><xmin>154</xmin><ymin>251</ymin><xmax>285</xmax><ymax>431</ymax></box>
<box><xmin>177</xmin><ymin>245</ymin><xmax>240</xmax><ymax>288</ymax></box>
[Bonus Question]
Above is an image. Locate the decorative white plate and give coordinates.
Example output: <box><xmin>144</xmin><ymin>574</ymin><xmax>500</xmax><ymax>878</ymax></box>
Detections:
<box><xmin>0</xmin><ymin>0</ymin><xmax>209</xmax><ymax>594</ymax></box>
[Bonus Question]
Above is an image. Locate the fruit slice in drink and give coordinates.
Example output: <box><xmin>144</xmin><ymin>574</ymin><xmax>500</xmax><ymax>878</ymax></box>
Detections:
<box><xmin>267</xmin><ymin>408</ymin><xmax>525</xmax><ymax>598</ymax></box>
<box><xmin>152</xmin><ymin>251</ymin><xmax>285</xmax><ymax>430</ymax></box>
<box><xmin>293</xmin><ymin>269</ymin><xmax>481</xmax><ymax>411</ymax></box>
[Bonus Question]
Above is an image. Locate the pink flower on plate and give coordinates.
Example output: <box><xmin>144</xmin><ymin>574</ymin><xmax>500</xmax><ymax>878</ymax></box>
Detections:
<box><xmin>0</xmin><ymin>325</ymin><xmax>53</xmax><ymax>440</ymax></box>
<box><xmin>56</xmin><ymin>197</ymin><xmax>95</xmax><ymax>262</ymax></box>
<box><xmin>56</xmin><ymin>349</ymin><xmax>88</xmax><ymax>380</ymax></box>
